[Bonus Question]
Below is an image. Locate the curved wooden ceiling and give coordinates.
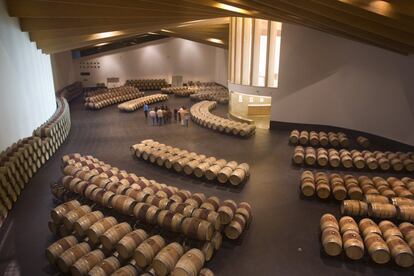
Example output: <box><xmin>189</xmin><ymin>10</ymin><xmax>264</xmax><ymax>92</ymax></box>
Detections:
<box><xmin>6</xmin><ymin>0</ymin><xmax>414</xmax><ymax>55</ymax></box>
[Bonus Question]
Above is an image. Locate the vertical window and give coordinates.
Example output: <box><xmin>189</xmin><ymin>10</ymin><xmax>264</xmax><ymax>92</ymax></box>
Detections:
<box><xmin>241</xmin><ymin>18</ymin><xmax>252</xmax><ymax>85</ymax></box>
<box><xmin>230</xmin><ymin>17</ymin><xmax>236</xmax><ymax>83</ymax></box>
<box><xmin>252</xmin><ymin>19</ymin><xmax>268</xmax><ymax>87</ymax></box>
<box><xmin>267</xmin><ymin>22</ymin><xmax>282</xmax><ymax>88</ymax></box>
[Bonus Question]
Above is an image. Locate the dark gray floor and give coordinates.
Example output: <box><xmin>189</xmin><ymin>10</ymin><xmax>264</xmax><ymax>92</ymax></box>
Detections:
<box><xmin>0</xmin><ymin>93</ymin><xmax>413</xmax><ymax>276</ymax></box>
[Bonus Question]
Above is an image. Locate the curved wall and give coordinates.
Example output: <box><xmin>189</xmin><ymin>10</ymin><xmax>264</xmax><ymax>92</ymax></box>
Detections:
<box><xmin>0</xmin><ymin>0</ymin><xmax>56</xmax><ymax>151</ymax></box>
<box><xmin>272</xmin><ymin>23</ymin><xmax>414</xmax><ymax>146</ymax></box>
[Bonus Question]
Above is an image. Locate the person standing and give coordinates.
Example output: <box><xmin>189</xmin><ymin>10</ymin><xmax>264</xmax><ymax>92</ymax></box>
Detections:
<box><xmin>178</xmin><ymin>106</ymin><xmax>184</xmax><ymax>123</ymax></box>
<box><xmin>183</xmin><ymin>108</ymin><xmax>190</xmax><ymax>127</ymax></box>
<box><xmin>149</xmin><ymin>109</ymin><xmax>156</xmax><ymax>126</ymax></box>
<box><xmin>173</xmin><ymin>108</ymin><xmax>178</xmax><ymax>122</ymax></box>
<box><xmin>157</xmin><ymin>108</ymin><xmax>164</xmax><ymax>126</ymax></box>
<box><xmin>143</xmin><ymin>104</ymin><xmax>149</xmax><ymax>118</ymax></box>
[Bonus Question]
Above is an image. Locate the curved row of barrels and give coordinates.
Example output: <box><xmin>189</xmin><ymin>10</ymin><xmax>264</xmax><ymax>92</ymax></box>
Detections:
<box><xmin>341</xmin><ymin>198</ymin><xmax>414</xmax><ymax>222</ymax></box>
<box><xmin>0</xmin><ymin>96</ymin><xmax>71</xmax><ymax>228</ymax></box>
<box><xmin>189</xmin><ymin>87</ymin><xmax>229</xmax><ymax>104</ymax></box>
<box><xmin>125</xmin><ymin>79</ymin><xmax>169</xmax><ymax>91</ymax></box>
<box><xmin>118</xmin><ymin>94</ymin><xmax>168</xmax><ymax>112</ymax></box>
<box><xmin>85</xmin><ymin>86</ymin><xmax>144</xmax><ymax>110</ymax></box>
<box><xmin>289</xmin><ymin>130</ymin><xmax>349</xmax><ymax>148</ymax></box>
<box><xmin>47</xmin><ymin>200</ymin><xmax>214</xmax><ymax>276</ymax></box>
<box><xmin>60</xmin><ymin>153</ymin><xmax>252</xmax><ymax>241</ymax></box>
<box><xmin>320</xmin><ymin>213</ymin><xmax>414</xmax><ymax>267</ymax></box>
<box><xmin>57</xmin><ymin>81</ymin><xmax>83</xmax><ymax>102</ymax></box>
<box><xmin>356</xmin><ymin>136</ymin><xmax>370</xmax><ymax>148</ymax></box>
<box><xmin>293</xmin><ymin>146</ymin><xmax>414</xmax><ymax>172</ymax></box>
<box><xmin>301</xmin><ymin>171</ymin><xmax>414</xmax><ymax>201</ymax></box>
<box><xmin>190</xmin><ymin>101</ymin><xmax>256</xmax><ymax>137</ymax></box>
<box><xmin>161</xmin><ymin>86</ymin><xmax>199</xmax><ymax>96</ymax></box>
<box><xmin>131</xmin><ymin>139</ymin><xmax>250</xmax><ymax>186</ymax></box>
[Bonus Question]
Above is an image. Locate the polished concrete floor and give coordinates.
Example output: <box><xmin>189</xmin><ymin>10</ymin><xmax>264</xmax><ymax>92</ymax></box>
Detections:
<box><xmin>0</xmin><ymin>93</ymin><xmax>413</xmax><ymax>276</ymax></box>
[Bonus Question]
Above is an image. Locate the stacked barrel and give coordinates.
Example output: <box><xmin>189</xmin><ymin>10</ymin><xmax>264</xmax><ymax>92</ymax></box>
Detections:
<box><xmin>189</xmin><ymin>86</ymin><xmax>229</xmax><ymax>104</ymax></box>
<box><xmin>58</xmin><ymin>153</ymin><xmax>252</xmax><ymax>242</ymax></box>
<box><xmin>131</xmin><ymin>139</ymin><xmax>250</xmax><ymax>186</ymax></box>
<box><xmin>301</xmin><ymin>171</ymin><xmax>414</xmax><ymax>201</ymax></box>
<box><xmin>190</xmin><ymin>101</ymin><xmax>256</xmax><ymax>137</ymax></box>
<box><xmin>320</xmin><ymin>213</ymin><xmax>414</xmax><ymax>267</ymax></box>
<box><xmin>46</xmin><ymin>200</ymin><xmax>215</xmax><ymax>276</ymax></box>
<box><xmin>56</xmin><ymin>81</ymin><xmax>83</xmax><ymax>102</ymax></box>
<box><xmin>0</xmin><ymin>96</ymin><xmax>72</xmax><ymax>228</ymax></box>
<box><xmin>118</xmin><ymin>94</ymin><xmax>168</xmax><ymax>112</ymax></box>
<box><xmin>85</xmin><ymin>86</ymin><xmax>144</xmax><ymax>110</ymax></box>
<box><xmin>125</xmin><ymin>79</ymin><xmax>169</xmax><ymax>91</ymax></box>
<box><xmin>357</xmin><ymin>136</ymin><xmax>370</xmax><ymax>148</ymax></box>
<box><xmin>161</xmin><ymin>86</ymin><xmax>199</xmax><ymax>96</ymax></box>
<box><xmin>289</xmin><ymin>130</ymin><xmax>349</xmax><ymax>148</ymax></box>
<box><xmin>293</xmin><ymin>146</ymin><xmax>414</xmax><ymax>172</ymax></box>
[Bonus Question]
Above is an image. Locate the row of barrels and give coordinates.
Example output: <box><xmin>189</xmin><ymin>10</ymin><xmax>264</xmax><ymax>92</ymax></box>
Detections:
<box><xmin>61</xmin><ymin>153</ymin><xmax>252</xmax><ymax>240</ymax></box>
<box><xmin>341</xmin><ymin>199</ymin><xmax>414</xmax><ymax>222</ymax></box>
<box><xmin>125</xmin><ymin>79</ymin><xmax>169</xmax><ymax>91</ymax></box>
<box><xmin>47</xmin><ymin>201</ymin><xmax>214</xmax><ymax>275</ymax></box>
<box><xmin>293</xmin><ymin>146</ymin><xmax>414</xmax><ymax>172</ymax></box>
<box><xmin>131</xmin><ymin>139</ymin><xmax>250</xmax><ymax>186</ymax></box>
<box><xmin>320</xmin><ymin>213</ymin><xmax>414</xmax><ymax>267</ymax></box>
<box><xmin>118</xmin><ymin>94</ymin><xmax>168</xmax><ymax>112</ymax></box>
<box><xmin>189</xmin><ymin>87</ymin><xmax>229</xmax><ymax>104</ymax></box>
<box><xmin>85</xmin><ymin>86</ymin><xmax>144</xmax><ymax>110</ymax></box>
<box><xmin>161</xmin><ymin>86</ymin><xmax>199</xmax><ymax>96</ymax></box>
<box><xmin>0</xmin><ymin>96</ymin><xmax>71</xmax><ymax>227</ymax></box>
<box><xmin>301</xmin><ymin>171</ymin><xmax>414</xmax><ymax>200</ymax></box>
<box><xmin>190</xmin><ymin>101</ymin><xmax>256</xmax><ymax>137</ymax></box>
<box><xmin>289</xmin><ymin>130</ymin><xmax>349</xmax><ymax>148</ymax></box>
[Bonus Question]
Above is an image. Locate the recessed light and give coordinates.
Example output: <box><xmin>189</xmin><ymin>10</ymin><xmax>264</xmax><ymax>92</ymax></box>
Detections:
<box><xmin>206</xmin><ymin>38</ymin><xmax>224</xmax><ymax>44</ymax></box>
<box><xmin>213</xmin><ymin>2</ymin><xmax>252</xmax><ymax>15</ymax></box>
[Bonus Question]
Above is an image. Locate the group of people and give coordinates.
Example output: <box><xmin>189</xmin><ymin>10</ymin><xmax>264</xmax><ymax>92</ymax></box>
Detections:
<box><xmin>144</xmin><ymin>104</ymin><xmax>190</xmax><ymax>127</ymax></box>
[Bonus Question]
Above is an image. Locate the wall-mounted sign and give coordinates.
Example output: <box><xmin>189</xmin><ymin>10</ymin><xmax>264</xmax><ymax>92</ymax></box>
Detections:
<box><xmin>107</xmin><ymin>77</ymin><xmax>120</xmax><ymax>83</ymax></box>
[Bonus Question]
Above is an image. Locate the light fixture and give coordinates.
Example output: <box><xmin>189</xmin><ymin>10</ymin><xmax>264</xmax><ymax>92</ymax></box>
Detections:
<box><xmin>160</xmin><ymin>29</ymin><xmax>174</xmax><ymax>33</ymax></box>
<box><xmin>213</xmin><ymin>2</ymin><xmax>252</xmax><ymax>15</ymax></box>
<box><xmin>147</xmin><ymin>32</ymin><xmax>158</xmax><ymax>35</ymax></box>
<box><xmin>91</xmin><ymin>31</ymin><xmax>124</xmax><ymax>40</ymax></box>
<box><xmin>94</xmin><ymin>42</ymin><xmax>109</xmax><ymax>47</ymax></box>
<box><xmin>206</xmin><ymin>38</ymin><xmax>224</xmax><ymax>44</ymax></box>
<box><xmin>369</xmin><ymin>0</ymin><xmax>393</xmax><ymax>16</ymax></box>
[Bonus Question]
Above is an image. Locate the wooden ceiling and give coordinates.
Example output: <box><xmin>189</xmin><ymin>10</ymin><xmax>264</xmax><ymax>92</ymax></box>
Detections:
<box><xmin>6</xmin><ymin>0</ymin><xmax>414</xmax><ymax>55</ymax></box>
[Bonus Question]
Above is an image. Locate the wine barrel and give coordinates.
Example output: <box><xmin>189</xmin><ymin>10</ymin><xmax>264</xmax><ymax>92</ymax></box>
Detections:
<box><xmin>378</xmin><ymin>220</ymin><xmax>402</xmax><ymax>240</ymax></box>
<box><xmin>217</xmin><ymin>200</ymin><xmax>237</xmax><ymax>224</ymax></box>
<box><xmin>170</xmin><ymin>190</ymin><xmax>192</xmax><ymax>204</ymax></box>
<box><xmin>152</xmin><ymin>242</ymin><xmax>184</xmax><ymax>276</ymax></box>
<box><xmin>116</xmin><ymin>229</ymin><xmax>148</xmax><ymax>259</ymax></box>
<box><xmin>192</xmin><ymin>209</ymin><xmax>221</xmax><ymax>230</ymax></box>
<box><xmin>181</xmin><ymin>217</ymin><xmax>214</xmax><ymax>241</ymax></box>
<box><xmin>51</xmin><ymin>200</ymin><xmax>81</xmax><ymax>224</ymax></box>
<box><xmin>157</xmin><ymin>210</ymin><xmax>185</xmax><ymax>232</ymax></box>
<box><xmin>342</xmin><ymin>230</ymin><xmax>364</xmax><ymax>260</ymax></box>
<box><xmin>199</xmin><ymin>268</ymin><xmax>214</xmax><ymax>276</ymax></box>
<box><xmin>364</xmin><ymin>194</ymin><xmax>389</xmax><ymax>204</ymax></box>
<box><xmin>338</xmin><ymin>216</ymin><xmax>358</xmax><ymax>234</ymax></box>
<box><xmin>87</xmin><ymin>216</ymin><xmax>118</xmax><ymax>244</ymax></box>
<box><xmin>62</xmin><ymin>205</ymin><xmax>92</xmax><ymax>231</ymax></box>
<box><xmin>320</xmin><ymin>213</ymin><xmax>339</xmax><ymax>231</ymax></box>
<box><xmin>229</xmin><ymin>163</ymin><xmax>250</xmax><ymax>186</ymax></box>
<box><xmin>368</xmin><ymin>203</ymin><xmax>397</xmax><ymax>219</ymax></box>
<box><xmin>386</xmin><ymin>235</ymin><xmax>414</xmax><ymax>267</ymax></box>
<box><xmin>133</xmin><ymin>203</ymin><xmax>160</xmax><ymax>224</ymax></box>
<box><xmin>289</xmin><ymin>130</ymin><xmax>299</xmax><ymax>144</ymax></box>
<box><xmin>169</xmin><ymin>202</ymin><xmax>196</xmax><ymax>217</ymax></box>
<box><xmin>340</xmin><ymin>200</ymin><xmax>368</xmax><ymax>217</ymax></box>
<box><xmin>193</xmin><ymin>158</ymin><xmax>217</xmax><ymax>178</ymax></box>
<box><xmin>134</xmin><ymin>235</ymin><xmax>166</xmax><ymax>268</ymax></box>
<box><xmin>112</xmin><ymin>264</ymin><xmax>138</xmax><ymax>276</ymax></box>
<box><xmin>200</xmin><ymin>197</ymin><xmax>220</xmax><ymax>211</ymax></box>
<box><xmin>237</xmin><ymin>202</ymin><xmax>252</xmax><ymax>226</ymax></box>
<box><xmin>205</xmin><ymin>159</ymin><xmax>227</xmax><ymax>181</ymax></box>
<box><xmin>321</xmin><ymin>228</ymin><xmax>342</xmax><ymax>256</ymax></box>
<box><xmin>217</xmin><ymin>161</ymin><xmax>238</xmax><ymax>184</ymax></box>
<box><xmin>364</xmin><ymin>232</ymin><xmax>390</xmax><ymax>264</ymax></box>
<box><xmin>172</xmin><ymin>248</ymin><xmax>205</xmax><ymax>276</ymax></box>
<box><xmin>73</xmin><ymin>211</ymin><xmax>104</xmax><ymax>237</ymax></box>
<box><xmin>111</xmin><ymin>195</ymin><xmax>137</xmax><ymax>215</ymax></box>
<box><xmin>185</xmin><ymin>193</ymin><xmax>206</xmax><ymax>208</ymax></box>
<box><xmin>56</xmin><ymin>242</ymin><xmax>91</xmax><ymax>273</ymax></box>
<box><xmin>224</xmin><ymin>214</ymin><xmax>246</xmax><ymax>240</ymax></box>
<box><xmin>88</xmin><ymin>256</ymin><xmax>120</xmax><ymax>276</ymax></box>
<box><xmin>70</xmin><ymin>249</ymin><xmax>105</xmax><ymax>276</ymax></box>
<box><xmin>45</xmin><ymin>235</ymin><xmax>78</xmax><ymax>265</ymax></box>
<box><xmin>100</xmin><ymin>222</ymin><xmax>132</xmax><ymax>251</ymax></box>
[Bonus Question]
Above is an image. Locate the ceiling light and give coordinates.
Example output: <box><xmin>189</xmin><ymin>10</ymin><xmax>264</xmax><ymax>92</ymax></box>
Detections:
<box><xmin>369</xmin><ymin>0</ymin><xmax>393</xmax><ymax>16</ymax></box>
<box><xmin>94</xmin><ymin>42</ymin><xmax>109</xmax><ymax>47</ymax></box>
<box><xmin>147</xmin><ymin>32</ymin><xmax>158</xmax><ymax>35</ymax></box>
<box><xmin>160</xmin><ymin>29</ymin><xmax>174</xmax><ymax>33</ymax></box>
<box><xmin>206</xmin><ymin>38</ymin><xmax>224</xmax><ymax>44</ymax></box>
<box><xmin>213</xmin><ymin>2</ymin><xmax>251</xmax><ymax>15</ymax></box>
<box><xmin>91</xmin><ymin>31</ymin><xmax>124</xmax><ymax>40</ymax></box>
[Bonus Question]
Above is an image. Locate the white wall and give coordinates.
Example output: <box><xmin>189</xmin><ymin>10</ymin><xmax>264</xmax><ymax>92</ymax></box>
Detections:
<box><xmin>271</xmin><ymin>23</ymin><xmax>414</xmax><ymax>145</ymax></box>
<box><xmin>0</xmin><ymin>0</ymin><xmax>56</xmax><ymax>151</ymax></box>
<box><xmin>70</xmin><ymin>38</ymin><xmax>228</xmax><ymax>87</ymax></box>
<box><xmin>51</xmin><ymin>51</ymin><xmax>76</xmax><ymax>91</ymax></box>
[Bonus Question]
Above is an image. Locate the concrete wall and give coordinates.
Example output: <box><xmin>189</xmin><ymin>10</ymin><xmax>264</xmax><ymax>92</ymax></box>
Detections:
<box><xmin>0</xmin><ymin>0</ymin><xmax>56</xmax><ymax>151</ymax></box>
<box><xmin>272</xmin><ymin>23</ymin><xmax>414</xmax><ymax>145</ymax></box>
<box><xmin>51</xmin><ymin>51</ymin><xmax>76</xmax><ymax>91</ymax></box>
<box><xmin>65</xmin><ymin>38</ymin><xmax>228</xmax><ymax>87</ymax></box>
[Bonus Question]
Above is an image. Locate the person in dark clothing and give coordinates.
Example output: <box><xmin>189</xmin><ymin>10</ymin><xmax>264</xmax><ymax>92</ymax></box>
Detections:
<box><xmin>174</xmin><ymin>108</ymin><xmax>178</xmax><ymax>122</ymax></box>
